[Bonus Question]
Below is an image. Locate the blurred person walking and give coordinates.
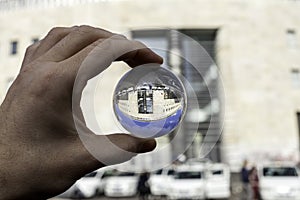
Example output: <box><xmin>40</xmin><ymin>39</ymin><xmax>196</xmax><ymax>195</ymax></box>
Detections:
<box><xmin>241</xmin><ymin>160</ymin><xmax>251</xmax><ymax>200</ymax></box>
<box><xmin>249</xmin><ymin>166</ymin><xmax>260</xmax><ymax>200</ymax></box>
<box><xmin>137</xmin><ymin>171</ymin><xmax>151</xmax><ymax>200</ymax></box>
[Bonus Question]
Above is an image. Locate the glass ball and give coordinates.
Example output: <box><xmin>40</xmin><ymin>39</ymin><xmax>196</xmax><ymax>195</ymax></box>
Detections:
<box><xmin>113</xmin><ymin>64</ymin><xmax>187</xmax><ymax>138</ymax></box>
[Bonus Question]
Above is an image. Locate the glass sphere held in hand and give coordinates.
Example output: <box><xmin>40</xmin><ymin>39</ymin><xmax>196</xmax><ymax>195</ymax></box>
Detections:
<box><xmin>113</xmin><ymin>64</ymin><xmax>187</xmax><ymax>138</ymax></box>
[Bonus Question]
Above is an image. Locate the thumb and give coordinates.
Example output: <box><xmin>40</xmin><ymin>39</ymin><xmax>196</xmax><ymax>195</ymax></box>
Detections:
<box><xmin>106</xmin><ymin>134</ymin><xmax>157</xmax><ymax>154</ymax></box>
<box><xmin>73</xmin><ymin>111</ymin><xmax>156</xmax><ymax>166</ymax></box>
<box><xmin>72</xmin><ymin>101</ymin><xmax>156</xmax><ymax>170</ymax></box>
<box><xmin>78</xmin><ymin>131</ymin><xmax>156</xmax><ymax>167</ymax></box>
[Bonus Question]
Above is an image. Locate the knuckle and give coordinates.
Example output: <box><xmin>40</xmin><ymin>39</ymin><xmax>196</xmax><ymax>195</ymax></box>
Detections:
<box><xmin>78</xmin><ymin>25</ymin><xmax>93</xmax><ymax>32</ymax></box>
<box><xmin>79</xmin><ymin>24</ymin><xmax>91</xmax><ymax>29</ymax></box>
<box><xmin>73</xmin><ymin>25</ymin><xmax>94</xmax><ymax>37</ymax></box>
<box><xmin>71</xmin><ymin>25</ymin><xmax>79</xmax><ymax>29</ymax></box>
<box><xmin>112</xmin><ymin>34</ymin><xmax>127</xmax><ymax>40</ymax></box>
<box><xmin>48</xmin><ymin>27</ymin><xmax>64</xmax><ymax>35</ymax></box>
<box><xmin>47</xmin><ymin>26</ymin><xmax>73</xmax><ymax>39</ymax></box>
<box><xmin>25</xmin><ymin>43</ymin><xmax>38</xmax><ymax>53</ymax></box>
<box><xmin>40</xmin><ymin>67</ymin><xmax>59</xmax><ymax>81</ymax></box>
<box><xmin>77</xmin><ymin>25</ymin><xmax>114</xmax><ymax>38</ymax></box>
<box><xmin>30</xmin><ymin>68</ymin><xmax>60</xmax><ymax>98</ymax></box>
<box><xmin>133</xmin><ymin>40</ymin><xmax>147</xmax><ymax>48</ymax></box>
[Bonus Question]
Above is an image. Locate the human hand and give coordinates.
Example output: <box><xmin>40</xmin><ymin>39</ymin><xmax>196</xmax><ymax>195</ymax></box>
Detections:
<box><xmin>0</xmin><ymin>25</ymin><xmax>163</xmax><ymax>200</ymax></box>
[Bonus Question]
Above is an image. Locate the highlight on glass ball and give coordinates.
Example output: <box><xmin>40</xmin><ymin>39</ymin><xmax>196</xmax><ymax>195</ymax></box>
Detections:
<box><xmin>113</xmin><ymin>64</ymin><xmax>187</xmax><ymax>138</ymax></box>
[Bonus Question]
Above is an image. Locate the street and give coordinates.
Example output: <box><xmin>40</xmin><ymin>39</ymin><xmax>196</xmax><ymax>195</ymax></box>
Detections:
<box><xmin>50</xmin><ymin>173</ymin><xmax>244</xmax><ymax>200</ymax></box>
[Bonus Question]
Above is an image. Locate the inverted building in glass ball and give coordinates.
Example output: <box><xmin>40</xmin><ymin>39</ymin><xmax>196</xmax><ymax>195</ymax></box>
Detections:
<box><xmin>113</xmin><ymin>64</ymin><xmax>187</xmax><ymax>138</ymax></box>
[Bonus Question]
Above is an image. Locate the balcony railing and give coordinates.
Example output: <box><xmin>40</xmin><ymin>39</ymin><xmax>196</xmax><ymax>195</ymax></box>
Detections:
<box><xmin>0</xmin><ymin>0</ymin><xmax>117</xmax><ymax>11</ymax></box>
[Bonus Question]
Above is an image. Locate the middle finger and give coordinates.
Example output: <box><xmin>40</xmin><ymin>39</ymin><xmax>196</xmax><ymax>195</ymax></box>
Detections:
<box><xmin>40</xmin><ymin>25</ymin><xmax>114</xmax><ymax>62</ymax></box>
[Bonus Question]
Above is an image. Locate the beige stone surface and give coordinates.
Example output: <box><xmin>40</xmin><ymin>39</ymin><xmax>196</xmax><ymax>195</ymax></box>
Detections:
<box><xmin>0</xmin><ymin>0</ymin><xmax>300</xmax><ymax>170</ymax></box>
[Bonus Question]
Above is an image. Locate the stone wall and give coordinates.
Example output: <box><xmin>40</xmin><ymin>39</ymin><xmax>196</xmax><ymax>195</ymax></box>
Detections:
<box><xmin>0</xmin><ymin>0</ymin><xmax>300</xmax><ymax>171</ymax></box>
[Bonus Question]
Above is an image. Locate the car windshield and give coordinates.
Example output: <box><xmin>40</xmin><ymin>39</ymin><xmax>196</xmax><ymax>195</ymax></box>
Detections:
<box><xmin>263</xmin><ymin>167</ymin><xmax>298</xmax><ymax>177</ymax></box>
<box><xmin>211</xmin><ymin>169</ymin><xmax>223</xmax><ymax>175</ymax></box>
<box><xmin>117</xmin><ymin>172</ymin><xmax>135</xmax><ymax>177</ymax></box>
<box><xmin>154</xmin><ymin>169</ymin><xmax>163</xmax><ymax>175</ymax></box>
<box><xmin>167</xmin><ymin>169</ymin><xmax>175</xmax><ymax>176</ymax></box>
<box><xmin>174</xmin><ymin>171</ymin><xmax>202</xmax><ymax>179</ymax></box>
<box><xmin>102</xmin><ymin>170</ymin><xmax>115</xmax><ymax>179</ymax></box>
<box><xmin>84</xmin><ymin>171</ymin><xmax>97</xmax><ymax>177</ymax></box>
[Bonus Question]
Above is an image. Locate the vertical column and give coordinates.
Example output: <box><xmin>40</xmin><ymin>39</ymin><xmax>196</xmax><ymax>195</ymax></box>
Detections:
<box><xmin>168</xmin><ymin>30</ymin><xmax>187</xmax><ymax>160</ymax></box>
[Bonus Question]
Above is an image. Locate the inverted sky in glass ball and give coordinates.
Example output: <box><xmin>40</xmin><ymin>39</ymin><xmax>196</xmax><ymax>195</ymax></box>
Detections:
<box><xmin>113</xmin><ymin>64</ymin><xmax>186</xmax><ymax>138</ymax></box>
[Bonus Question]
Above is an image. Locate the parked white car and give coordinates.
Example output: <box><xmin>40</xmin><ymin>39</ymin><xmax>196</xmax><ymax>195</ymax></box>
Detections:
<box><xmin>149</xmin><ymin>167</ymin><xmax>175</xmax><ymax>196</ymax></box>
<box><xmin>167</xmin><ymin>165</ymin><xmax>205</xmax><ymax>200</ymax></box>
<box><xmin>186</xmin><ymin>158</ymin><xmax>212</xmax><ymax>166</ymax></box>
<box><xmin>205</xmin><ymin>163</ymin><xmax>231</xmax><ymax>199</ymax></box>
<box><xmin>58</xmin><ymin>168</ymin><xmax>115</xmax><ymax>198</ymax></box>
<box><xmin>259</xmin><ymin>163</ymin><xmax>300</xmax><ymax>200</ymax></box>
<box><xmin>104</xmin><ymin>172</ymin><xmax>138</xmax><ymax>197</ymax></box>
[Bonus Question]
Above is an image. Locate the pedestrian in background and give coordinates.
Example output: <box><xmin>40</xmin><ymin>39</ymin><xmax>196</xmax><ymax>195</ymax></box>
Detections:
<box><xmin>137</xmin><ymin>171</ymin><xmax>151</xmax><ymax>200</ymax></box>
<box><xmin>241</xmin><ymin>160</ymin><xmax>251</xmax><ymax>200</ymax></box>
<box><xmin>249</xmin><ymin>166</ymin><xmax>260</xmax><ymax>200</ymax></box>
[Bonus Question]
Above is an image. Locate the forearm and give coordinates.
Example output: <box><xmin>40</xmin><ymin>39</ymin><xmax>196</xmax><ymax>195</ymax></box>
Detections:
<box><xmin>0</xmin><ymin>105</ymin><xmax>28</xmax><ymax>200</ymax></box>
<box><xmin>0</xmin><ymin>103</ymin><xmax>44</xmax><ymax>200</ymax></box>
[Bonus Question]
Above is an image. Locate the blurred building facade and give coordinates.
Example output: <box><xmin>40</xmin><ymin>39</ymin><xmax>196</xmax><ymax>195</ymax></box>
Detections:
<box><xmin>0</xmin><ymin>0</ymin><xmax>300</xmax><ymax>171</ymax></box>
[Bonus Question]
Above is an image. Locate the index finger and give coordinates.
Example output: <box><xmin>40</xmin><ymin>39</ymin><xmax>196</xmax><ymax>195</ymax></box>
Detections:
<box><xmin>117</xmin><ymin>41</ymin><xmax>163</xmax><ymax>67</ymax></box>
<box><xmin>70</xmin><ymin>35</ymin><xmax>163</xmax><ymax>106</ymax></box>
<box><xmin>67</xmin><ymin>35</ymin><xmax>163</xmax><ymax>85</ymax></box>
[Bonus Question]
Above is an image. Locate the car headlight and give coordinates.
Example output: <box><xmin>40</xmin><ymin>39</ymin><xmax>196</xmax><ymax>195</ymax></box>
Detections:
<box><xmin>277</xmin><ymin>186</ymin><xmax>291</xmax><ymax>194</ymax></box>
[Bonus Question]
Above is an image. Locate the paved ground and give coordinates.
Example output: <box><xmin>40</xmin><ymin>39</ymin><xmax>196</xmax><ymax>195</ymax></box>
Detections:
<box><xmin>50</xmin><ymin>173</ymin><xmax>244</xmax><ymax>200</ymax></box>
<box><xmin>230</xmin><ymin>173</ymin><xmax>244</xmax><ymax>200</ymax></box>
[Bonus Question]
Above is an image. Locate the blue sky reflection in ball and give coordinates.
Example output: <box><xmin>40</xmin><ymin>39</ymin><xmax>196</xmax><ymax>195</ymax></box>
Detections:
<box><xmin>113</xmin><ymin>64</ymin><xmax>187</xmax><ymax>138</ymax></box>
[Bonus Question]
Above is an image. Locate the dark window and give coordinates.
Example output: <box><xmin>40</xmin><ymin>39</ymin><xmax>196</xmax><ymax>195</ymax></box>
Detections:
<box><xmin>10</xmin><ymin>41</ymin><xmax>18</xmax><ymax>55</ymax></box>
<box><xmin>84</xmin><ymin>171</ymin><xmax>97</xmax><ymax>177</ymax></box>
<box><xmin>102</xmin><ymin>170</ymin><xmax>115</xmax><ymax>179</ymax></box>
<box><xmin>137</xmin><ymin>89</ymin><xmax>153</xmax><ymax>114</ymax></box>
<box><xmin>154</xmin><ymin>169</ymin><xmax>163</xmax><ymax>175</ymax></box>
<box><xmin>287</xmin><ymin>29</ymin><xmax>297</xmax><ymax>48</ymax></box>
<box><xmin>263</xmin><ymin>167</ymin><xmax>298</xmax><ymax>177</ymax></box>
<box><xmin>291</xmin><ymin>69</ymin><xmax>300</xmax><ymax>88</ymax></box>
<box><xmin>212</xmin><ymin>170</ymin><xmax>223</xmax><ymax>175</ymax></box>
<box><xmin>167</xmin><ymin>169</ymin><xmax>175</xmax><ymax>175</ymax></box>
<box><xmin>117</xmin><ymin>172</ymin><xmax>135</xmax><ymax>177</ymax></box>
<box><xmin>174</xmin><ymin>171</ymin><xmax>202</xmax><ymax>179</ymax></box>
<box><xmin>297</xmin><ymin>112</ymin><xmax>300</xmax><ymax>150</ymax></box>
<box><xmin>287</xmin><ymin>29</ymin><xmax>296</xmax><ymax>34</ymax></box>
<box><xmin>132</xmin><ymin>29</ymin><xmax>220</xmax><ymax>161</ymax></box>
<box><xmin>32</xmin><ymin>38</ymin><xmax>39</xmax><ymax>43</ymax></box>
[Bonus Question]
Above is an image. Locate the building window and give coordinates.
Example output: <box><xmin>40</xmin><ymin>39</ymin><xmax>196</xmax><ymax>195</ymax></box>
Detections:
<box><xmin>32</xmin><ymin>38</ymin><xmax>39</xmax><ymax>43</ymax></box>
<box><xmin>286</xmin><ymin>29</ymin><xmax>297</xmax><ymax>49</ymax></box>
<box><xmin>297</xmin><ymin>113</ymin><xmax>300</xmax><ymax>151</ymax></box>
<box><xmin>10</xmin><ymin>41</ymin><xmax>18</xmax><ymax>55</ymax></box>
<box><xmin>291</xmin><ymin>68</ymin><xmax>300</xmax><ymax>88</ymax></box>
<box><xmin>132</xmin><ymin>29</ymin><xmax>220</xmax><ymax>161</ymax></box>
